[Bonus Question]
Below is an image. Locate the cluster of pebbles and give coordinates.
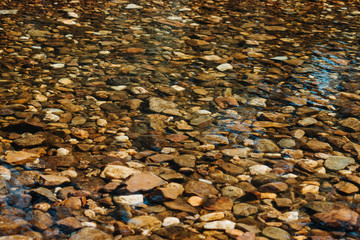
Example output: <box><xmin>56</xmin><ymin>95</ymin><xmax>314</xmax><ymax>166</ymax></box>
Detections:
<box><xmin>1</xmin><ymin>0</ymin><xmax>360</xmax><ymax>239</ymax></box>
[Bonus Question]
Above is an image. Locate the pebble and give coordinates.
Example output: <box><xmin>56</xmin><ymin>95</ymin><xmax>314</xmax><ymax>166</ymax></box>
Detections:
<box><xmin>216</xmin><ymin>63</ymin><xmax>233</xmax><ymax>71</ymax></box>
<box><xmin>200</xmin><ymin>212</ymin><xmax>225</xmax><ymax>222</ymax></box>
<box><xmin>162</xmin><ymin>217</ymin><xmax>180</xmax><ymax>226</ymax></box>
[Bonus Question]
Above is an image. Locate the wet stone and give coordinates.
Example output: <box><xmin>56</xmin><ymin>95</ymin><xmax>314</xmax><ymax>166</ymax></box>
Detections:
<box><xmin>262</xmin><ymin>227</ymin><xmax>291</xmax><ymax>240</ymax></box>
<box><xmin>128</xmin><ymin>216</ymin><xmax>162</xmax><ymax>231</ymax></box>
<box><xmin>69</xmin><ymin>227</ymin><xmax>113</xmax><ymax>240</ymax></box>
<box><xmin>255</xmin><ymin>139</ymin><xmax>280</xmax><ymax>153</ymax></box>
<box><xmin>233</xmin><ymin>203</ymin><xmax>258</xmax><ymax>217</ymax></box>
<box><xmin>125</xmin><ymin>172</ymin><xmax>165</xmax><ymax>192</ymax></box>
<box><xmin>173</xmin><ymin>154</ymin><xmax>196</xmax><ymax>168</ymax></box>
<box><xmin>312</xmin><ymin>209</ymin><xmax>360</xmax><ymax>230</ymax></box>
<box><xmin>184</xmin><ymin>180</ymin><xmax>219</xmax><ymax>197</ymax></box>
<box><xmin>324</xmin><ymin>156</ymin><xmax>355</xmax><ymax>171</ymax></box>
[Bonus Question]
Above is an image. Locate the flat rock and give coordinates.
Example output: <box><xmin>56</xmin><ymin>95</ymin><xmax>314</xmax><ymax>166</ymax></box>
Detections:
<box><xmin>184</xmin><ymin>180</ymin><xmax>219</xmax><ymax>197</ymax></box>
<box><xmin>113</xmin><ymin>194</ymin><xmax>144</xmax><ymax>206</ymax></box>
<box><xmin>13</xmin><ymin>133</ymin><xmax>46</xmax><ymax>147</ymax></box>
<box><xmin>25</xmin><ymin>210</ymin><xmax>53</xmax><ymax>230</ymax></box>
<box><xmin>128</xmin><ymin>216</ymin><xmax>162</xmax><ymax>231</ymax></box>
<box><xmin>204</xmin><ymin>197</ymin><xmax>233</xmax><ymax>211</ymax></box>
<box><xmin>339</xmin><ymin>117</ymin><xmax>360</xmax><ymax>132</ymax></box>
<box><xmin>200</xmin><ymin>212</ymin><xmax>225</xmax><ymax>222</ymax></box>
<box><xmin>221</xmin><ymin>186</ymin><xmax>245</xmax><ymax>198</ymax></box>
<box><xmin>125</xmin><ymin>173</ymin><xmax>165</xmax><ymax>192</ymax></box>
<box><xmin>69</xmin><ymin>227</ymin><xmax>113</xmax><ymax>240</ymax></box>
<box><xmin>262</xmin><ymin>227</ymin><xmax>291</xmax><ymax>240</ymax></box>
<box><xmin>39</xmin><ymin>175</ymin><xmax>70</xmax><ymax>186</ymax></box>
<box><xmin>173</xmin><ymin>154</ymin><xmax>196</xmax><ymax>168</ymax></box>
<box><xmin>312</xmin><ymin>209</ymin><xmax>360</xmax><ymax>230</ymax></box>
<box><xmin>255</xmin><ymin>139</ymin><xmax>280</xmax><ymax>153</ymax></box>
<box><xmin>203</xmin><ymin>220</ymin><xmax>236</xmax><ymax>230</ymax></box>
<box><xmin>204</xmin><ymin>134</ymin><xmax>229</xmax><ymax>145</ymax></box>
<box><xmin>4</xmin><ymin>151</ymin><xmax>39</xmax><ymax>165</ymax></box>
<box><xmin>306</xmin><ymin>140</ymin><xmax>333</xmax><ymax>153</ymax></box>
<box><xmin>57</xmin><ymin>217</ymin><xmax>83</xmax><ymax>231</ymax></box>
<box><xmin>324</xmin><ymin>156</ymin><xmax>355</xmax><ymax>171</ymax></box>
<box><xmin>221</xmin><ymin>148</ymin><xmax>248</xmax><ymax>158</ymax></box>
<box><xmin>233</xmin><ymin>203</ymin><xmax>258</xmax><ymax>217</ymax></box>
<box><xmin>149</xmin><ymin>97</ymin><xmax>177</xmax><ymax>113</ymax></box>
<box><xmin>164</xmin><ymin>198</ymin><xmax>198</xmax><ymax>214</ymax></box>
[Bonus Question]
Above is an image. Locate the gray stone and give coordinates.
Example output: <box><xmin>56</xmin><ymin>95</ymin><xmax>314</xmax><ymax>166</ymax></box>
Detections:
<box><xmin>255</xmin><ymin>139</ymin><xmax>280</xmax><ymax>153</ymax></box>
<box><xmin>324</xmin><ymin>156</ymin><xmax>355</xmax><ymax>171</ymax></box>
<box><xmin>233</xmin><ymin>203</ymin><xmax>258</xmax><ymax>217</ymax></box>
<box><xmin>262</xmin><ymin>227</ymin><xmax>291</xmax><ymax>240</ymax></box>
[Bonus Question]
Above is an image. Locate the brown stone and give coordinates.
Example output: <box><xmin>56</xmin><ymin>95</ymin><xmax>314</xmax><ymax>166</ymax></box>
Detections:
<box><xmin>306</xmin><ymin>140</ymin><xmax>333</xmax><ymax>153</ymax></box>
<box><xmin>125</xmin><ymin>173</ymin><xmax>165</xmax><ymax>192</ymax></box>
<box><xmin>312</xmin><ymin>209</ymin><xmax>360</xmax><ymax>230</ymax></box>
<box><xmin>203</xmin><ymin>197</ymin><xmax>233</xmax><ymax>211</ymax></box>
<box><xmin>69</xmin><ymin>227</ymin><xmax>113</xmax><ymax>240</ymax></box>
<box><xmin>184</xmin><ymin>180</ymin><xmax>219</xmax><ymax>197</ymax></box>
<box><xmin>4</xmin><ymin>151</ymin><xmax>39</xmax><ymax>165</ymax></box>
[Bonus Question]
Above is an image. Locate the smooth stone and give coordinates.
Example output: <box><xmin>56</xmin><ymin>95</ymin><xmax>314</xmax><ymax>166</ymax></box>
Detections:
<box><xmin>216</xmin><ymin>63</ymin><xmax>233</xmax><ymax>71</ymax></box>
<box><xmin>200</xmin><ymin>212</ymin><xmax>225</xmax><ymax>222</ymax></box>
<box><xmin>262</xmin><ymin>227</ymin><xmax>291</xmax><ymax>240</ymax></box>
<box><xmin>113</xmin><ymin>194</ymin><xmax>144</xmax><ymax>206</ymax></box>
<box><xmin>306</xmin><ymin>140</ymin><xmax>333</xmax><ymax>153</ymax></box>
<box><xmin>203</xmin><ymin>220</ymin><xmax>235</xmax><ymax>230</ymax></box>
<box><xmin>125</xmin><ymin>173</ymin><xmax>165</xmax><ymax>192</ymax></box>
<box><xmin>162</xmin><ymin>217</ymin><xmax>180</xmax><ymax>227</ymax></box>
<box><xmin>4</xmin><ymin>151</ymin><xmax>39</xmax><ymax>165</ymax></box>
<box><xmin>277</xmin><ymin>138</ymin><xmax>296</xmax><ymax>148</ymax></box>
<box><xmin>298</xmin><ymin>117</ymin><xmax>317</xmax><ymax>126</ymax></box>
<box><xmin>100</xmin><ymin>165</ymin><xmax>140</xmax><ymax>180</ymax></box>
<box><xmin>324</xmin><ymin>156</ymin><xmax>355</xmax><ymax>171</ymax></box>
<box><xmin>249</xmin><ymin>165</ymin><xmax>272</xmax><ymax>175</ymax></box>
<box><xmin>173</xmin><ymin>154</ymin><xmax>196</xmax><ymax>168</ymax></box>
<box><xmin>204</xmin><ymin>134</ymin><xmax>229</xmax><ymax>145</ymax></box>
<box><xmin>125</xmin><ymin>3</ymin><xmax>143</xmax><ymax>9</ymax></box>
<box><xmin>221</xmin><ymin>148</ymin><xmax>248</xmax><ymax>158</ymax></box>
<box><xmin>255</xmin><ymin>139</ymin><xmax>280</xmax><ymax>153</ymax></box>
<box><xmin>69</xmin><ymin>227</ymin><xmax>113</xmax><ymax>240</ymax></box>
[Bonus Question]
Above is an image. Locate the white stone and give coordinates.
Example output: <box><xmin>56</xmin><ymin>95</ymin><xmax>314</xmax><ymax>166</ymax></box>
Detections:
<box><xmin>300</xmin><ymin>184</ymin><xmax>319</xmax><ymax>194</ymax></box>
<box><xmin>34</xmin><ymin>94</ymin><xmax>48</xmax><ymax>102</ymax></box>
<box><xmin>99</xmin><ymin>50</ymin><xmax>110</xmax><ymax>55</ymax></box>
<box><xmin>162</xmin><ymin>217</ymin><xmax>180</xmax><ymax>226</ymax></box>
<box><xmin>50</xmin><ymin>63</ymin><xmax>65</xmax><ymax>69</ymax></box>
<box><xmin>216</xmin><ymin>63</ymin><xmax>233</xmax><ymax>71</ymax></box>
<box><xmin>281</xmin><ymin>173</ymin><xmax>298</xmax><ymax>179</ymax></box>
<box><xmin>0</xmin><ymin>10</ymin><xmax>18</xmax><ymax>15</ymax></box>
<box><xmin>110</xmin><ymin>85</ymin><xmax>127</xmax><ymax>91</ymax></box>
<box><xmin>43</xmin><ymin>113</ymin><xmax>60</xmax><ymax>122</ymax></box>
<box><xmin>131</xmin><ymin>86</ymin><xmax>148</xmax><ymax>94</ymax></box>
<box><xmin>248</xmin><ymin>97</ymin><xmax>267</xmax><ymax>107</ymax></box>
<box><xmin>199</xmin><ymin>179</ymin><xmax>212</xmax><ymax>184</ymax></box>
<box><xmin>115</xmin><ymin>135</ymin><xmax>129</xmax><ymax>142</ymax></box>
<box><xmin>202</xmin><ymin>55</ymin><xmax>222</xmax><ymax>61</ymax></box>
<box><xmin>196</xmin><ymin>110</ymin><xmax>212</xmax><ymax>115</ymax></box>
<box><xmin>57</xmin><ymin>148</ymin><xmax>70</xmax><ymax>156</ymax></box>
<box><xmin>100</xmin><ymin>165</ymin><xmax>140</xmax><ymax>179</ymax></box>
<box><xmin>278</xmin><ymin>211</ymin><xmax>299</xmax><ymax>222</ymax></box>
<box><xmin>249</xmin><ymin>165</ymin><xmax>272</xmax><ymax>175</ymax></box>
<box><xmin>58</xmin><ymin>78</ymin><xmax>74</xmax><ymax>85</ymax></box>
<box><xmin>171</xmin><ymin>85</ymin><xmax>185</xmax><ymax>91</ymax></box>
<box><xmin>67</xmin><ymin>11</ymin><xmax>79</xmax><ymax>18</ymax></box>
<box><xmin>44</xmin><ymin>108</ymin><xmax>64</xmax><ymax>114</ymax></box>
<box><xmin>113</xmin><ymin>194</ymin><xmax>144</xmax><ymax>206</ymax></box>
<box><xmin>200</xmin><ymin>212</ymin><xmax>225</xmax><ymax>222</ymax></box>
<box><xmin>125</xmin><ymin>3</ymin><xmax>143</xmax><ymax>9</ymax></box>
<box><xmin>203</xmin><ymin>220</ymin><xmax>236</xmax><ymax>230</ymax></box>
<box><xmin>0</xmin><ymin>166</ymin><xmax>11</xmax><ymax>180</ymax></box>
<box><xmin>271</xmin><ymin>56</ymin><xmax>288</xmax><ymax>61</ymax></box>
